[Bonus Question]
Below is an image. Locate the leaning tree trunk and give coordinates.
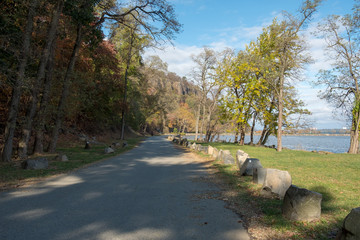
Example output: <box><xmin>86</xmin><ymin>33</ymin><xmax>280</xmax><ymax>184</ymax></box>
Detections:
<box><xmin>1</xmin><ymin>0</ymin><xmax>38</xmax><ymax>162</ymax></box>
<box><xmin>48</xmin><ymin>25</ymin><xmax>82</xmax><ymax>153</ymax></box>
<box><xmin>18</xmin><ymin>0</ymin><xmax>64</xmax><ymax>158</ymax></box>
<box><xmin>33</xmin><ymin>37</ymin><xmax>57</xmax><ymax>154</ymax></box>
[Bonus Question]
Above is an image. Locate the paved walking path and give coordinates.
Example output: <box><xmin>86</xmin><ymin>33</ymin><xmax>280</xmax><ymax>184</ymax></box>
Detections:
<box><xmin>0</xmin><ymin>136</ymin><xmax>249</xmax><ymax>240</ymax></box>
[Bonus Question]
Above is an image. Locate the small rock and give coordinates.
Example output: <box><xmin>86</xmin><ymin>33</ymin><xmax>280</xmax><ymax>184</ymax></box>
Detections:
<box><xmin>61</xmin><ymin>154</ymin><xmax>69</xmax><ymax>162</ymax></box>
<box><xmin>104</xmin><ymin>147</ymin><xmax>115</xmax><ymax>154</ymax></box>
<box><xmin>22</xmin><ymin>158</ymin><xmax>49</xmax><ymax>170</ymax></box>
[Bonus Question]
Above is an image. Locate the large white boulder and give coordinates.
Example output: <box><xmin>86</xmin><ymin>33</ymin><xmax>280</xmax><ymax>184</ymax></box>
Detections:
<box><xmin>260</xmin><ymin>168</ymin><xmax>292</xmax><ymax>199</ymax></box>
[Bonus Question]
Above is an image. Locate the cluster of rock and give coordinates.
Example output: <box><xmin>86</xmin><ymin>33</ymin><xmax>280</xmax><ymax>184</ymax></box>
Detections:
<box><xmin>21</xmin><ymin>140</ymin><xmax>127</xmax><ymax>170</ymax></box>
<box><xmin>169</xmin><ymin>136</ymin><xmax>324</xmax><ymax>223</ymax></box>
<box><xmin>86</xmin><ymin>141</ymin><xmax>128</xmax><ymax>154</ymax></box>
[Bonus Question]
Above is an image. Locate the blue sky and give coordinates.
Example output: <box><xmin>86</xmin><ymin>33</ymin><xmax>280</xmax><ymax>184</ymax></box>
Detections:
<box><xmin>145</xmin><ymin>0</ymin><xmax>356</xmax><ymax>129</ymax></box>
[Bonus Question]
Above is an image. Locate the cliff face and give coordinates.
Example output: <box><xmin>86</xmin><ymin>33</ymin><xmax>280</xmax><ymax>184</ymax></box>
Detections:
<box><xmin>148</xmin><ymin>70</ymin><xmax>198</xmax><ymax>98</ymax></box>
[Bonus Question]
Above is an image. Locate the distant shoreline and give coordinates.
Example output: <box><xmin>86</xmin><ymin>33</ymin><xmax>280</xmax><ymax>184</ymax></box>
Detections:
<box><xmin>181</xmin><ymin>133</ymin><xmax>350</xmax><ymax>137</ymax></box>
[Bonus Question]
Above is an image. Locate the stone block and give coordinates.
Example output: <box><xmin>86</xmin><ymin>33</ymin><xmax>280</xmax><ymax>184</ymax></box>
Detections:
<box><xmin>239</xmin><ymin>158</ymin><xmax>262</xmax><ymax>176</ymax></box>
<box><xmin>22</xmin><ymin>158</ymin><xmax>49</xmax><ymax>170</ymax></box>
<box><xmin>260</xmin><ymin>168</ymin><xmax>292</xmax><ymax>199</ymax></box>
<box><xmin>208</xmin><ymin>145</ymin><xmax>214</xmax><ymax>155</ymax></box>
<box><xmin>253</xmin><ymin>167</ymin><xmax>267</xmax><ymax>184</ymax></box>
<box><xmin>282</xmin><ymin>185</ymin><xmax>322</xmax><ymax>221</ymax></box>
<box><xmin>212</xmin><ymin>148</ymin><xmax>219</xmax><ymax>159</ymax></box>
<box><xmin>336</xmin><ymin>207</ymin><xmax>360</xmax><ymax>240</ymax></box>
<box><xmin>222</xmin><ymin>151</ymin><xmax>235</xmax><ymax>165</ymax></box>
<box><xmin>61</xmin><ymin>154</ymin><xmax>69</xmax><ymax>162</ymax></box>
<box><xmin>216</xmin><ymin>150</ymin><xmax>223</xmax><ymax>161</ymax></box>
<box><xmin>198</xmin><ymin>145</ymin><xmax>208</xmax><ymax>153</ymax></box>
<box><xmin>104</xmin><ymin>147</ymin><xmax>115</xmax><ymax>154</ymax></box>
<box><xmin>236</xmin><ymin>150</ymin><xmax>249</xmax><ymax>170</ymax></box>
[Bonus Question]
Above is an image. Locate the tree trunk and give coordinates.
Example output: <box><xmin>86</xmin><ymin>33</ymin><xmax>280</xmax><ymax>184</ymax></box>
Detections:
<box><xmin>250</xmin><ymin>112</ymin><xmax>257</xmax><ymax>145</ymax></box>
<box><xmin>277</xmin><ymin>70</ymin><xmax>285</xmax><ymax>152</ymax></box>
<box><xmin>348</xmin><ymin>102</ymin><xmax>360</xmax><ymax>154</ymax></box>
<box><xmin>48</xmin><ymin>25</ymin><xmax>82</xmax><ymax>153</ymax></box>
<box><xmin>239</xmin><ymin>124</ymin><xmax>245</xmax><ymax>145</ymax></box>
<box><xmin>18</xmin><ymin>0</ymin><xmax>64</xmax><ymax>158</ymax></box>
<box><xmin>199</xmin><ymin>104</ymin><xmax>205</xmax><ymax>141</ymax></box>
<box><xmin>1</xmin><ymin>0</ymin><xmax>38</xmax><ymax>162</ymax></box>
<box><xmin>234</xmin><ymin>122</ymin><xmax>240</xmax><ymax>143</ymax></box>
<box><xmin>194</xmin><ymin>103</ymin><xmax>200</xmax><ymax>141</ymax></box>
<box><xmin>262</xmin><ymin>130</ymin><xmax>271</xmax><ymax>146</ymax></box>
<box><xmin>120</xmin><ymin>28</ymin><xmax>136</xmax><ymax>140</ymax></box>
<box><xmin>33</xmin><ymin>37</ymin><xmax>57</xmax><ymax>154</ymax></box>
<box><xmin>257</xmin><ymin>126</ymin><xmax>267</xmax><ymax>145</ymax></box>
<box><xmin>120</xmin><ymin>61</ymin><xmax>130</xmax><ymax>140</ymax></box>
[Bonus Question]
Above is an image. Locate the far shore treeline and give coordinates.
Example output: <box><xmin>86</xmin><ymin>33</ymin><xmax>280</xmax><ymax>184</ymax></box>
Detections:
<box><xmin>1</xmin><ymin>0</ymin><xmax>360</xmax><ymax>162</ymax></box>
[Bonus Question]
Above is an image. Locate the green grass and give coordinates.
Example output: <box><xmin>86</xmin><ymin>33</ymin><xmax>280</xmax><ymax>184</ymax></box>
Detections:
<box><xmin>197</xmin><ymin>142</ymin><xmax>360</xmax><ymax>239</ymax></box>
<box><xmin>0</xmin><ymin>137</ymin><xmax>144</xmax><ymax>190</ymax></box>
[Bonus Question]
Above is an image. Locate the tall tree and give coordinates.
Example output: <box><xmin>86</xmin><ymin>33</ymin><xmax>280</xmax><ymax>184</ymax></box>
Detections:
<box><xmin>270</xmin><ymin>0</ymin><xmax>321</xmax><ymax>152</ymax></box>
<box><xmin>1</xmin><ymin>0</ymin><xmax>39</xmax><ymax>162</ymax></box>
<box><xmin>49</xmin><ymin>0</ymin><xmax>101</xmax><ymax>153</ymax></box>
<box><xmin>18</xmin><ymin>0</ymin><xmax>64</xmax><ymax>158</ymax></box>
<box><xmin>191</xmin><ymin>47</ymin><xmax>217</xmax><ymax>141</ymax></box>
<box><xmin>316</xmin><ymin>12</ymin><xmax>360</xmax><ymax>154</ymax></box>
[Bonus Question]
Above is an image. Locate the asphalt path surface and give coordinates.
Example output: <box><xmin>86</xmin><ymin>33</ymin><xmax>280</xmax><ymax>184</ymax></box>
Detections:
<box><xmin>0</xmin><ymin>136</ymin><xmax>250</xmax><ymax>240</ymax></box>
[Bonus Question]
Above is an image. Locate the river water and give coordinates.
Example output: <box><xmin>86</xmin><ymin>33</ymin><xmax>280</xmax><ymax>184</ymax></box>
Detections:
<box><xmin>185</xmin><ymin>135</ymin><xmax>350</xmax><ymax>153</ymax></box>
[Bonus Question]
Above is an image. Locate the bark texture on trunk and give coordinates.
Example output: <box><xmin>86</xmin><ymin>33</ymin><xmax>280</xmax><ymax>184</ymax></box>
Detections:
<box><xmin>277</xmin><ymin>70</ymin><xmax>285</xmax><ymax>152</ymax></box>
<box><xmin>1</xmin><ymin>0</ymin><xmax>38</xmax><ymax>162</ymax></box>
<box><xmin>48</xmin><ymin>25</ymin><xmax>82</xmax><ymax>153</ymax></box>
<box><xmin>348</xmin><ymin>105</ymin><xmax>360</xmax><ymax>154</ymax></box>
<box><xmin>33</xmin><ymin>37</ymin><xmax>57</xmax><ymax>154</ymax></box>
<box><xmin>194</xmin><ymin>103</ymin><xmax>200</xmax><ymax>141</ymax></box>
<box><xmin>18</xmin><ymin>0</ymin><xmax>64</xmax><ymax>158</ymax></box>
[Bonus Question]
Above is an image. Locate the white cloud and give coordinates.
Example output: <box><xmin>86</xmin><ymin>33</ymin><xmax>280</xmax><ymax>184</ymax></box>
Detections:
<box><xmin>145</xmin><ymin>44</ymin><xmax>203</xmax><ymax>77</ymax></box>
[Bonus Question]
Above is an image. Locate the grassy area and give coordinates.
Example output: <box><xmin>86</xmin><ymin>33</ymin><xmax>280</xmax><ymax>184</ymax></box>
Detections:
<box><xmin>196</xmin><ymin>142</ymin><xmax>360</xmax><ymax>239</ymax></box>
<box><xmin>0</xmin><ymin>137</ymin><xmax>145</xmax><ymax>191</ymax></box>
